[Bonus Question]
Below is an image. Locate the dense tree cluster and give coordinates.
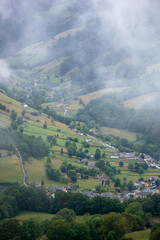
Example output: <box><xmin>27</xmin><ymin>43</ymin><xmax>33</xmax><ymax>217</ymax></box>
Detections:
<box><xmin>0</xmin><ymin>103</ymin><xmax>7</xmax><ymax>112</ymax></box>
<box><xmin>47</xmin><ymin>135</ymin><xmax>57</xmax><ymax>147</ymax></box>
<box><xmin>60</xmin><ymin>161</ymin><xmax>100</xmax><ymax>180</ymax></box>
<box><xmin>128</xmin><ymin>162</ymin><xmax>148</xmax><ymax>174</ymax></box>
<box><xmin>0</xmin><ymin>209</ymin><xmax>158</xmax><ymax>240</ymax></box>
<box><xmin>16</xmin><ymin>133</ymin><xmax>50</xmax><ymax>160</ymax></box>
<box><xmin>43</xmin><ymin>106</ymin><xmax>72</xmax><ymax>125</ymax></box>
<box><xmin>0</xmin><ymin>185</ymin><xmax>50</xmax><ymax>220</ymax></box>
<box><xmin>45</xmin><ymin>158</ymin><xmax>68</xmax><ymax>183</ymax></box>
<box><xmin>1</xmin><ymin>184</ymin><xmax>160</xmax><ymax>234</ymax></box>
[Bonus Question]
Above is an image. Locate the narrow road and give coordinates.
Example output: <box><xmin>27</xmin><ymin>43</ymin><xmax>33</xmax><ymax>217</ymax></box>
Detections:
<box><xmin>87</xmin><ymin>134</ymin><xmax>119</xmax><ymax>151</ymax></box>
<box><xmin>64</xmin><ymin>108</ymin><xmax>67</xmax><ymax>116</ymax></box>
<box><xmin>13</xmin><ymin>144</ymin><xmax>28</xmax><ymax>186</ymax></box>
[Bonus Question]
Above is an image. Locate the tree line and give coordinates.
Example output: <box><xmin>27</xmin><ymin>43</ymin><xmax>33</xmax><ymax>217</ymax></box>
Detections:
<box><xmin>1</xmin><ymin>185</ymin><xmax>160</xmax><ymax>220</ymax></box>
<box><xmin>1</xmin><ymin>190</ymin><xmax>160</xmax><ymax>239</ymax></box>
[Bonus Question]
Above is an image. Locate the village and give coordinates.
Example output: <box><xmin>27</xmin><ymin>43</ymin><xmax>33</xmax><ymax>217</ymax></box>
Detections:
<box><xmin>32</xmin><ymin>173</ymin><xmax>160</xmax><ymax>202</ymax></box>
<box><xmin>31</xmin><ymin>149</ymin><xmax>160</xmax><ymax>202</ymax></box>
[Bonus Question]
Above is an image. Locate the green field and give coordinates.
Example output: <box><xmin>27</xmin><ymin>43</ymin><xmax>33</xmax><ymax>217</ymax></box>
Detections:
<box><xmin>100</xmin><ymin>126</ymin><xmax>137</xmax><ymax>141</ymax></box>
<box><xmin>0</xmin><ymin>155</ymin><xmax>22</xmax><ymax>183</ymax></box>
<box><xmin>25</xmin><ymin>158</ymin><xmax>65</xmax><ymax>187</ymax></box>
<box><xmin>12</xmin><ymin>211</ymin><xmax>91</xmax><ymax>223</ymax></box>
<box><xmin>125</xmin><ymin>229</ymin><xmax>151</xmax><ymax>240</ymax></box>
<box><xmin>0</xmin><ymin>112</ymin><xmax>10</xmax><ymax>127</ymax></box>
<box><xmin>13</xmin><ymin>211</ymin><xmax>54</xmax><ymax>222</ymax></box>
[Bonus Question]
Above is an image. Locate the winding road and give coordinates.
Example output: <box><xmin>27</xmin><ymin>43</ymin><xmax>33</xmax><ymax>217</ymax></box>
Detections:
<box><xmin>13</xmin><ymin>144</ymin><xmax>27</xmax><ymax>186</ymax></box>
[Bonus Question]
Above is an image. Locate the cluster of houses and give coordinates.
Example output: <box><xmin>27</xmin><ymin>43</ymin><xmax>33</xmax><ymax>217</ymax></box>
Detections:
<box><xmin>110</xmin><ymin>152</ymin><xmax>160</xmax><ymax>170</ymax></box>
<box><xmin>49</xmin><ymin>186</ymin><xmax>159</xmax><ymax>201</ymax></box>
<box><xmin>32</xmin><ymin>175</ymin><xmax>160</xmax><ymax>201</ymax></box>
<box><xmin>31</xmin><ymin>135</ymin><xmax>160</xmax><ymax>201</ymax></box>
<box><xmin>143</xmin><ymin>154</ymin><xmax>160</xmax><ymax>170</ymax></box>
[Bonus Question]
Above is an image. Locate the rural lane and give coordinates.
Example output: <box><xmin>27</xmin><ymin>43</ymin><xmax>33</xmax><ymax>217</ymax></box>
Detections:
<box><xmin>13</xmin><ymin>144</ymin><xmax>28</xmax><ymax>186</ymax></box>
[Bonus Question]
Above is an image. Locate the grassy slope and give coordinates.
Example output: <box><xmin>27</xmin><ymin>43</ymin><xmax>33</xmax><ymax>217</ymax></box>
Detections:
<box><xmin>0</xmin><ymin>92</ymin><xmax>160</xmax><ymax>190</ymax></box>
<box><xmin>12</xmin><ymin>211</ymin><xmax>91</xmax><ymax>223</ymax></box>
<box><xmin>125</xmin><ymin>229</ymin><xmax>151</xmax><ymax>240</ymax></box>
<box><xmin>7</xmin><ymin>26</ymin><xmax>85</xmax><ymax>70</ymax></box>
<box><xmin>79</xmin><ymin>87</ymin><xmax>129</xmax><ymax>105</ymax></box>
<box><xmin>42</xmin><ymin>87</ymin><xmax>129</xmax><ymax>109</ymax></box>
<box><xmin>12</xmin><ymin>211</ymin><xmax>54</xmax><ymax>222</ymax></box>
<box><xmin>123</xmin><ymin>92</ymin><xmax>160</xmax><ymax>109</ymax></box>
<box><xmin>0</xmin><ymin>155</ymin><xmax>22</xmax><ymax>183</ymax></box>
<box><xmin>100</xmin><ymin>127</ymin><xmax>137</xmax><ymax>141</ymax></box>
<box><xmin>0</xmin><ymin>112</ymin><xmax>10</xmax><ymax>127</ymax></box>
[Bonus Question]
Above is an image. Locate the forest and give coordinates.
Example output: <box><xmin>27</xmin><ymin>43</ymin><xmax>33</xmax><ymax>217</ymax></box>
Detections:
<box><xmin>1</xmin><ymin>185</ymin><xmax>160</xmax><ymax>239</ymax></box>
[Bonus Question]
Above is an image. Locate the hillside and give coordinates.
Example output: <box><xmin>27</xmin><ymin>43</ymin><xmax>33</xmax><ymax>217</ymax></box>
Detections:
<box><xmin>0</xmin><ymin>0</ymin><xmax>159</xmax><ymax>190</ymax></box>
<box><xmin>1</xmin><ymin>2</ymin><xmax>160</xmax><ymax>240</ymax></box>
<box><xmin>0</xmin><ymin>91</ymin><xmax>160</xmax><ymax>194</ymax></box>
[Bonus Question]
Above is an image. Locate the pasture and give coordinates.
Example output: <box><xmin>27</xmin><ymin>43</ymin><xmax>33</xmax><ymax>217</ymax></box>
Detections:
<box><xmin>12</xmin><ymin>211</ymin><xmax>91</xmax><ymax>223</ymax></box>
<box><xmin>0</xmin><ymin>155</ymin><xmax>22</xmax><ymax>183</ymax></box>
<box><xmin>13</xmin><ymin>211</ymin><xmax>54</xmax><ymax>222</ymax></box>
<box><xmin>100</xmin><ymin>126</ymin><xmax>137</xmax><ymax>141</ymax></box>
<box><xmin>0</xmin><ymin>112</ymin><xmax>10</xmax><ymax>128</ymax></box>
<box><xmin>125</xmin><ymin>229</ymin><xmax>151</xmax><ymax>240</ymax></box>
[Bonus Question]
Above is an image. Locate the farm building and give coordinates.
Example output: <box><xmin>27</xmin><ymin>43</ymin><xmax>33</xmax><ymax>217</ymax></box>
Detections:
<box><xmin>22</xmin><ymin>103</ymin><xmax>28</xmax><ymax>108</ymax></box>
<box><xmin>76</xmin><ymin>173</ymin><xmax>81</xmax><ymax>179</ymax></box>
<box><xmin>32</xmin><ymin>181</ymin><xmax>41</xmax><ymax>188</ymax></box>
<box><xmin>84</xmin><ymin>139</ymin><xmax>92</xmax><ymax>143</ymax></box>
<box><xmin>0</xmin><ymin>150</ymin><xmax>8</xmax><ymax>157</ymax></box>
<box><xmin>57</xmin><ymin>129</ymin><xmax>62</xmax><ymax>132</ymax></box>
<box><xmin>81</xmin><ymin>158</ymin><xmax>88</xmax><ymax>164</ymax></box>
<box><xmin>119</xmin><ymin>152</ymin><xmax>135</xmax><ymax>159</ymax></box>
<box><xmin>111</xmin><ymin>154</ymin><xmax>119</xmax><ymax>159</ymax></box>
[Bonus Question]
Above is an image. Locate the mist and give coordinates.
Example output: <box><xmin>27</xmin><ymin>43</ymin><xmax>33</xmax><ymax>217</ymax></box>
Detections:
<box><xmin>0</xmin><ymin>0</ymin><xmax>160</xmax><ymax>92</ymax></box>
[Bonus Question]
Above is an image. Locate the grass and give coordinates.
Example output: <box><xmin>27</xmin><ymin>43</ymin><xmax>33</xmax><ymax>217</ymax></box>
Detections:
<box><xmin>78</xmin><ymin>178</ymin><xmax>100</xmax><ymax>190</ymax></box>
<box><xmin>0</xmin><ymin>155</ymin><xmax>22</xmax><ymax>183</ymax></box>
<box><xmin>100</xmin><ymin>127</ymin><xmax>137</xmax><ymax>141</ymax></box>
<box><xmin>79</xmin><ymin>87</ymin><xmax>129</xmax><ymax>105</ymax></box>
<box><xmin>41</xmin><ymin>87</ymin><xmax>129</xmax><ymax>118</ymax></box>
<box><xmin>0</xmin><ymin>92</ymin><xmax>22</xmax><ymax>108</ymax></box>
<box><xmin>0</xmin><ymin>112</ymin><xmax>10</xmax><ymax>127</ymax></box>
<box><xmin>151</xmin><ymin>216</ymin><xmax>160</xmax><ymax>223</ymax></box>
<box><xmin>123</xmin><ymin>92</ymin><xmax>160</xmax><ymax>109</ymax></box>
<box><xmin>25</xmin><ymin>158</ymin><xmax>65</xmax><ymax>187</ymax></box>
<box><xmin>12</xmin><ymin>211</ymin><xmax>91</xmax><ymax>223</ymax></box>
<box><xmin>125</xmin><ymin>229</ymin><xmax>151</xmax><ymax>240</ymax></box>
<box><xmin>113</xmin><ymin>165</ymin><xmax>160</xmax><ymax>184</ymax></box>
<box><xmin>13</xmin><ymin>211</ymin><xmax>54</xmax><ymax>222</ymax></box>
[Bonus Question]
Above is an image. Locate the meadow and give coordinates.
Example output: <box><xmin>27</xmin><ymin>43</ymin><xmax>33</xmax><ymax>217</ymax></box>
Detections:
<box><xmin>12</xmin><ymin>211</ymin><xmax>91</xmax><ymax>223</ymax></box>
<box><xmin>125</xmin><ymin>229</ymin><xmax>151</xmax><ymax>240</ymax></box>
<box><xmin>100</xmin><ymin>126</ymin><xmax>137</xmax><ymax>141</ymax></box>
<box><xmin>0</xmin><ymin>155</ymin><xmax>22</xmax><ymax>183</ymax></box>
